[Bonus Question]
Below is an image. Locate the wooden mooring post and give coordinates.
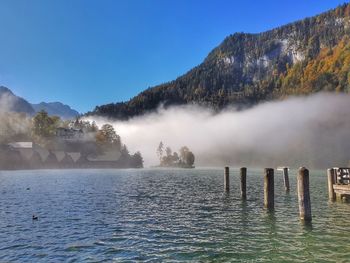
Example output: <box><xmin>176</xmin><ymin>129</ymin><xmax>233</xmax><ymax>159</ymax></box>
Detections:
<box><xmin>327</xmin><ymin>168</ymin><xmax>336</xmax><ymax>201</ymax></box>
<box><xmin>264</xmin><ymin>168</ymin><xmax>274</xmax><ymax>210</ymax></box>
<box><xmin>283</xmin><ymin>167</ymin><xmax>290</xmax><ymax>192</ymax></box>
<box><xmin>224</xmin><ymin>166</ymin><xmax>230</xmax><ymax>191</ymax></box>
<box><xmin>240</xmin><ymin>167</ymin><xmax>247</xmax><ymax>200</ymax></box>
<box><xmin>297</xmin><ymin>167</ymin><xmax>312</xmax><ymax>222</ymax></box>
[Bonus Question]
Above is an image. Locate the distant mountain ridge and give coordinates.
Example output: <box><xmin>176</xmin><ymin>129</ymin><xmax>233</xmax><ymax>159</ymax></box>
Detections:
<box><xmin>0</xmin><ymin>86</ymin><xmax>79</xmax><ymax>119</ymax></box>
<box><xmin>90</xmin><ymin>3</ymin><xmax>350</xmax><ymax>119</ymax></box>
<box><xmin>31</xmin><ymin>102</ymin><xmax>79</xmax><ymax>120</ymax></box>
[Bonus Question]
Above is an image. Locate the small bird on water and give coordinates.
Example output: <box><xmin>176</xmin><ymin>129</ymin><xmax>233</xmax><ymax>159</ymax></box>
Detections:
<box><xmin>32</xmin><ymin>214</ymin><xmax>38</xmax><ymax>220</ymax></box>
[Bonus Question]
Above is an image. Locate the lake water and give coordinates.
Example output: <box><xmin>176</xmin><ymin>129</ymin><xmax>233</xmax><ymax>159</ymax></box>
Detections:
<box><xmin>0</xmin><ymin>168</ymin><xmax>350</xmax><ymax>262</ymax></box>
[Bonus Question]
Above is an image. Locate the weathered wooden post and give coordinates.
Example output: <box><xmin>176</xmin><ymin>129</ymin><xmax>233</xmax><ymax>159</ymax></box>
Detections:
<box><xmin>264</xmin><ymin>168</ymin><xmax>274</xmax><ymax>210</ymax></box>
<box><xmin>327</xmin><ymin>168</ymin><xmax>336</xmax><ymax>201</ymax></box>
<box><xmin>224</xmin><ymin>166</ymin><xmax>230</xmax><ymax>191</ymax></box>
<box><xmin>297</xmin><ymin>167</ymin><xmax>312</xmax><ymax>221</ymax></box>
<box><xmin>283</xmin><ymin>167</ymin><xmax>290</xmax><ymax>192</ymax></box>
<box><xmin>240</xmin><ymin>167</ymin><xmax>247</xmax><ymax>200</ymax></box>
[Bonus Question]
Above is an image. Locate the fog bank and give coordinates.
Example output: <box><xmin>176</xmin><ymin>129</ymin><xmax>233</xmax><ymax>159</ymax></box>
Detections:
<box><xmin>87</xmin><ymin>93</ymin><xmax>350</xmax><ymax>169</ymax></box>
<box><xmin>0</xmin><ymin>92</ymin><xmax>16</xmax><ymax>113</ymax></box>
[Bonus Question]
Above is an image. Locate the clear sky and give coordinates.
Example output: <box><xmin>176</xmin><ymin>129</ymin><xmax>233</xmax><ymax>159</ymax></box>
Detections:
<box><xmin>0</xmin><ymin>0</ymin><xmax>347</xmax><ymax>112</ymax></box>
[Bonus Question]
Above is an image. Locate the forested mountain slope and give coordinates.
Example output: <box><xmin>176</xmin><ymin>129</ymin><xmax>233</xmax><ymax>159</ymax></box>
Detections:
<box><xmin>90</xmin><ymin>3</ymin><xmax>350</xmax><ymax>119</ymax></box>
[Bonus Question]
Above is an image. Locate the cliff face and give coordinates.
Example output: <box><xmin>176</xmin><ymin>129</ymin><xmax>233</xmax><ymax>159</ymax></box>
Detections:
<box><xmin>91</xmin><ymin>4</ymin><xmax>350</xmax><ymax>119</ymax></box>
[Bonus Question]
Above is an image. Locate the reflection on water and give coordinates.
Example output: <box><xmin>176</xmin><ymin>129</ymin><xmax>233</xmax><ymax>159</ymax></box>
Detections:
<box><xmin>0</xmin><ymin>168</ymin><xmax>350</xmax><ymax>261</ymax></box>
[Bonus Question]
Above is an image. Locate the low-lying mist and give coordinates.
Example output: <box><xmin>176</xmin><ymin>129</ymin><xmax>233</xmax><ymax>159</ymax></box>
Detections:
<box><xmin>86</xmin><ymin>93</ymin><xmax>350</xmax><ymax>169</ymax></box>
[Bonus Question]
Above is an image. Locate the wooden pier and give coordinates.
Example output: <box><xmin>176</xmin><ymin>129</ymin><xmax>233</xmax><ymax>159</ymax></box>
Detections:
<box><xmin>222</xmin><ymin>166</ymin><xmax>312</xmax><ymax>221</ymax></box>
<box><xmin>219</xmin><ymin>166</ymin><xmax>350</xmax><ymax>221</ymax></box>
<box><xmin>328</xmin><ymin>167</ymin><xmax>350</xmax><ymax>201</ymax></box>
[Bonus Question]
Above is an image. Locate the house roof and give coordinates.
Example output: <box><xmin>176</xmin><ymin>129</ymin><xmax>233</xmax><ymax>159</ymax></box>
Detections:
<box><xmin>8</xmin><ymin>142</ymin><xmax>33</xmax><ymax>149</ymax></box>
<box><xmin>57</xmin><ymin>127</ymin><xmax>83</xmax><ymax>133</ymax></box>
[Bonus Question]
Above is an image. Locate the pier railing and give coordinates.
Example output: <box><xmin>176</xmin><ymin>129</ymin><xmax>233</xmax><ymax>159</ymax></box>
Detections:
<box><xmin>334</xmin><ymin>168</ymin><xmax>350</xmax><ymax>185</ymax></box>
<box><xmin>328</xmin><ymin>167</ymin><xmax>350</xmax><ymax>202</ymax></box>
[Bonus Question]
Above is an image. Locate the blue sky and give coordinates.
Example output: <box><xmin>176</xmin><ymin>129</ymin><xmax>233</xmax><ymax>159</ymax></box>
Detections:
<box><xmin>0</xmin><ymin>0</ymin><xmax>347</xmax><ymax>112</ymax></box>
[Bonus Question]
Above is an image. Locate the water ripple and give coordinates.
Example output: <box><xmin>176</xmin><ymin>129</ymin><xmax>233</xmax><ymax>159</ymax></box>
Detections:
<box><xmin>0</xmin><ymin>168</ymin><xmax>350</xmax><ymax>261</ymax></box>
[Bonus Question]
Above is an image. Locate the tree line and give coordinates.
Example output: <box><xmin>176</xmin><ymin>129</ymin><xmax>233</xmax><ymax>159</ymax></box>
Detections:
<box><xmin>156</xmin><ymin>141</ymin><xmax>195</xmax><ymax>168</ymax></box>
<box><xmin>0</xmin><ymin>110</ymin><xmax>143</xmax><ymax>168</ymax></box>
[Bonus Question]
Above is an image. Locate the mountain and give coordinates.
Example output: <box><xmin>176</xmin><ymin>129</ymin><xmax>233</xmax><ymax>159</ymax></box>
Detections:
<box><xmin>0</xmin><ymin>86</ymin><xmax>79</xmax><ymax>119</ymax></box>
<box><xmin>90</xmin><ymin>3</ymin><xmax>350</xmax><ymax>119</ymax></box>
<box><xmin>31</xmin><ymin>102</ymin><xmax>79</xmax><ymax>120</ymax></box>
<box><xmin>0</xmin><ymin>86</ymin><xmax>35</xmax><ymax>115</ymax></box>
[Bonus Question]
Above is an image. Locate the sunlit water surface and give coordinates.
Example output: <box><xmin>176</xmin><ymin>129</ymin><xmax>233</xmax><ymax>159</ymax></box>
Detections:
<box><xmin>0</xmin><ymin>168</ymin><xmax>350</xmax><ymax>262</ymax></box>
